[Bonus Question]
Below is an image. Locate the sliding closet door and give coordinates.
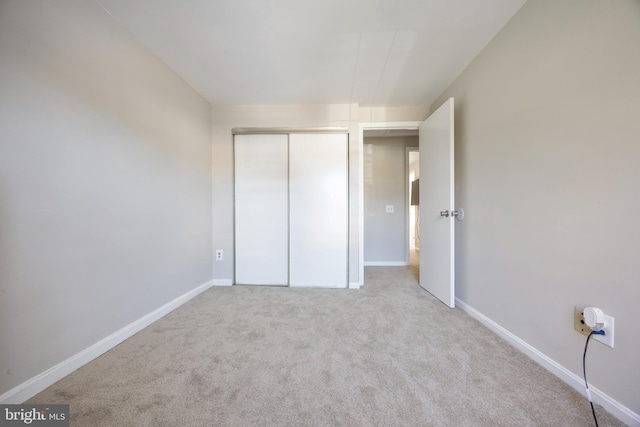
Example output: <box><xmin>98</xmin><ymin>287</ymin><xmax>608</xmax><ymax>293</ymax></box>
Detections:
<box><xmin>289</xmin><ymin>133</ymin><xmax>348</xmax><ymax>288</ymax></box>
<box><xmin>234</xmin><ymin>134</ymin><xmax>288</xmax><ymax>285</ymax></box>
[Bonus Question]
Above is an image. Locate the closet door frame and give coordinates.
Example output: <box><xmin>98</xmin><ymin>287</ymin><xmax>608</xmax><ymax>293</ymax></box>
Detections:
<box><xmin>232</xmin><ymin>127</ymin><xmax>349</xmax><ymax>288</ymax></box>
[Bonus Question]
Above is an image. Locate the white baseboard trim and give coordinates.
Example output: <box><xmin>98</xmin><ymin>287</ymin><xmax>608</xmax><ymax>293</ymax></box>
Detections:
<box><xmin>455</xmin><ymin>297</ymin><xmax>640</xmax><ymax>427</ymax></box>
<box><xmin>364</xmin><ymin>261</ymin><xmax>409</xmax><ymax>267</ymax></box>
<box><xmin>349</xmin><ymin>282</ymin><xmax>361</xmax><ymax>289</ymax></box>
<box><xmin>0</xmin><ymin>279</ymin><xmax>214</xmax><ymax>404</ymax></box>
<box><xmin>212</xmin><ymin>279</ymin><xmax>233</xmax><ymax>286</ymax></box>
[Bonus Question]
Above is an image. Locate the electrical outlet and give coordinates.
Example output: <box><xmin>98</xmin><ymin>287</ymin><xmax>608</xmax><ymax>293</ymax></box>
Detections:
<box><xmin>593</xmin><ymin>315</ymin><xmax>614</xmax><ymax>348</ymax></box>
<box><xmin>574</xmin><ymin>306</ymin><xmax>615</xmax><ymax>348</ymax></box>
<box><xmin>215</xmin><ymin>249</ymin><xmax>223</xmax><ymax>261</ymax></box>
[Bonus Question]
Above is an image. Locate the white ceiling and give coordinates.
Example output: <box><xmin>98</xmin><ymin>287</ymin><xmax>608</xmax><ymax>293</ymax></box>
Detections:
<box><xmin>97</xmin><ymin>0</ymin><xmax>526</xmax><ymax>107</ymax></box>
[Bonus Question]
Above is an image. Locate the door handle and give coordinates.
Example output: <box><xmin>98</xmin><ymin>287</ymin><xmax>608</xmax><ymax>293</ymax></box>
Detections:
<box><xmin>452</xmin><ymin>208</ymin><xmax>465</xmax><ymax>221</ymax></box>
<box><xmin>440</xmin><ymin>210</ymin><xmax>450</xmax><ymax>217</ymax></box>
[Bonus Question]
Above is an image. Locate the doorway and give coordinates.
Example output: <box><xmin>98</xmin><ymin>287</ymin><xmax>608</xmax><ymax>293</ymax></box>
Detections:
<box><xmin>359</xmin><ymin>99</ymin><xmax>456</xmax><ymax>306</ymax></box>
<box><xmin>359</xmin><ymin>122</ymin><xmax>421</xmax><ymax>286</ymax></box>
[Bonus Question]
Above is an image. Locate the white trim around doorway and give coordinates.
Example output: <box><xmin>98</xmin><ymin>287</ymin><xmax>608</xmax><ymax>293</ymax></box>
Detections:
<box><xmin>358</xmin><ymin>121</ymin><xmax>422</xmax><ymax>287</ymax></box>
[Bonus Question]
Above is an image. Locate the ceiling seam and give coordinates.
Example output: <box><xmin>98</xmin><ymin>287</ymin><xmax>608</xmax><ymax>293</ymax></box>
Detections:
<box><xmin>349</xmin><ymin>32</ymin><xmax>362</xmax><ymax>110</ymax></box>
<box><xmin>370</xmin><ymin>30</ymin><xmax>397</xmax><ymax>108</ymax></box>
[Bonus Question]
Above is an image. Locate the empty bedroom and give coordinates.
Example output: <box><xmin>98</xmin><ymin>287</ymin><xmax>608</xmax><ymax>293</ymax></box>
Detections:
<box><xmin>1</xmin><ymin>0</ymin><xmax>638</xmax><ymax>426</ymax></box>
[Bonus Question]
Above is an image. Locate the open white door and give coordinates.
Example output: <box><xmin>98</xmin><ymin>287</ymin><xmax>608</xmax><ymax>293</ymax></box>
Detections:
<box><xmin>419</xmin><ymin>98</ymin><xmax>455</xmax><ymax>307</ymax></box>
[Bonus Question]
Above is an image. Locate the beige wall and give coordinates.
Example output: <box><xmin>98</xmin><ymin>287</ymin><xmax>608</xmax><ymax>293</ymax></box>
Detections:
<box><xmin>359</xmin><ymin>106</ymin><xmax>429</xmax><ymax>123</ymax></box>
<box><xmin>433</xmin><ymin>0</ymin><xmax>640</xmax><ymax>415</ymax></box>
<box><xmin>0</xmin><ymin>0</ymin><xmax>212</xmax><ymax>397</ymax></box>
<box><xmin>363</xmin><ymin>136</ymin><xmax>418</xmax><ymax>264</ymax></box>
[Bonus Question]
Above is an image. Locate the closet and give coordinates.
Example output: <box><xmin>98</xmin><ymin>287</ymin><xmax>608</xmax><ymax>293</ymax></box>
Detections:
<box><xmin>234</xmin><ymin>130</ymin><xmax>348</xmax><ymax>288</ymax></box>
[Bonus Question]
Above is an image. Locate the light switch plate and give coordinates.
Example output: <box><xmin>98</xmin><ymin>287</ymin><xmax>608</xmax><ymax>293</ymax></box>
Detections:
<box><xmin>386</xmin><ymin>205</ymin><xmax>394</xmax><ymax>213</ymax></box>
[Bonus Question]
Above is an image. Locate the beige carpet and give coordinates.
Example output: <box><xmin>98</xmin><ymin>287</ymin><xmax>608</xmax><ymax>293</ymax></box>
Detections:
<box><xmin>28</xmin><ymin>258</ymin><xmax>623</xmax><ymax>426</ymax></box>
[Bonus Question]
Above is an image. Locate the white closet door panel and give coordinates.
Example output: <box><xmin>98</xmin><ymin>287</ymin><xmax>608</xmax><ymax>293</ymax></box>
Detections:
<box><xmin>234</xmin><ymin>134</ymin><xmax>288</xmax><ymax>285</ymax></box>
<box><xmin>289</xmin><ymin>133</ymin><xmax>348</xmax><ymax>288</ymax></box>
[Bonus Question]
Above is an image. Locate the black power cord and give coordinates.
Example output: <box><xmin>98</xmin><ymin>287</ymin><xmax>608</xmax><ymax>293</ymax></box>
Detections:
<box><xmin>583</xmin><ymin>330</ymin><xmax>605</xmax><ymax>427</ymax></box>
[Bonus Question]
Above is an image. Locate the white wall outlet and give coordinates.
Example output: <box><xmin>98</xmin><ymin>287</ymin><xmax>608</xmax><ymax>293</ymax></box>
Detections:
<box><xmin>386</xmin><ymin>205</ymin><xmax>394</xmax><ymax>213</ymax></box>
<box><xmin>215</xmin><ymin>249</ymin><xmax>223</xmax><ymax>261</ymax></box>
<box><xmin>592</xmin><ymin>314</ymin><xmax>614</xmax><ymax>348</ymax></box>
<box><xmin>574</xmin><ymin>306</ymin><xmax>614</xmax><ymax>348</ymax></box>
